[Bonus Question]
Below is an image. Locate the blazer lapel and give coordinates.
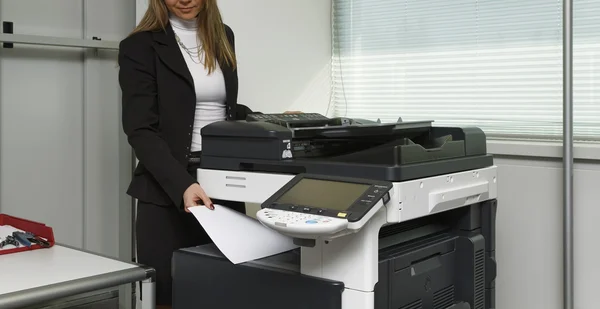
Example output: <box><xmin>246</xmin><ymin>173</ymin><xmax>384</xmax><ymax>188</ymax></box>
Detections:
<box><xmin>151</xmin><ymin>24</ymin><xmax>194</xmax><ymax>88</ymax></box>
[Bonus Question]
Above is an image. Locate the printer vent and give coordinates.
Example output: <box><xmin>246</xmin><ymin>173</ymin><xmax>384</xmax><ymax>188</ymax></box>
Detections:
<box><xmin>433</xmin><ymin>285</ymin><xmax>455</xmax><ymax>309</ymax></box>
<box><xmin>474</xmin><ymin>249</ymin><xmax>486</xmax><ymax>309</ymax></box>
<box><xmin>399</xmin><ymin>299</ymin><xmax>422</xmax><ymax>309</ymax></box>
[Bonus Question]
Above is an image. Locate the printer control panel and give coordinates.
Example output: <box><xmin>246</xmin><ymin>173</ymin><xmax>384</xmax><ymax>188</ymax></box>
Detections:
<box><xmin>256</xmin><ymin>209</ymin><xmax>349</xmax><ymax>237</ymax></box>
<box><xmin>257</xmin><ymin>173</ymin><xmax>393</xmax><ymax>237</ymax></box>
<box><xmin>246</xmin><ymin>113</ymin><xmax>330</xmax><ymax>127</ymax></box>
<box><xmin>263</xmin><ymin>184</ymin><xmax>392</xmax><ymax>223</ymax></box>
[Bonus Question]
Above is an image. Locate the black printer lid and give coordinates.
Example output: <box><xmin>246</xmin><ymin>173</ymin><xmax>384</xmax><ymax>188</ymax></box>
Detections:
<box><xmin>200</xmin><ymin>118</ymin><xmax>435</xmax><ymax>140</ymax></box>
<box><xmin>199</xmin><ymin>115</ymin><xmax>493</xmax><ymax>182</ymax></box>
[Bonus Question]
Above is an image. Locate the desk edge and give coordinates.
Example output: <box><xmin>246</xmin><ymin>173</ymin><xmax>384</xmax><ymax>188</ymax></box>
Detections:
<box><xmin>0</xmin><ymin>267</ymin><xmax>154</xmax><ymax>309</ymax></box>
<box><xmin>55</xmin><ymin>243</ymin><xmax>140</xmax><ymax>267</ymax></box>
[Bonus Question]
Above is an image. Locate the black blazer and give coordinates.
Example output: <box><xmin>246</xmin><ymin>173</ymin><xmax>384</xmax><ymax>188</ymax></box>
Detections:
<box><xmin>118</xmin><ymin>23</ymin><xmax>254</xmax><ymax>207</ymax></box>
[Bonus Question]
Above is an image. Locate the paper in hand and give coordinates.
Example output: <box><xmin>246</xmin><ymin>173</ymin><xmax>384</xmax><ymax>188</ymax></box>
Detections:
<box><xmin>189</xmin><ymin>204</ymin><xmax>298</xmax><ymax>264</ymax></box>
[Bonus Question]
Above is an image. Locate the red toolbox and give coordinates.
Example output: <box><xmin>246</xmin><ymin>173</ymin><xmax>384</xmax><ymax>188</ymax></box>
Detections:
<box><xmin>0</xmin><ymin>214</ymin><xmax>55</xmax><ymax>255</ymax></box>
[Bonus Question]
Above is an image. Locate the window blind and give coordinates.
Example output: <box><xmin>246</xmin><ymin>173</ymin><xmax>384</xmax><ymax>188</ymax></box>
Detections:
<box><xmin>331</xmin><ymin>0</ymin><xmax>600</xmax><ymax>140</ymax></box>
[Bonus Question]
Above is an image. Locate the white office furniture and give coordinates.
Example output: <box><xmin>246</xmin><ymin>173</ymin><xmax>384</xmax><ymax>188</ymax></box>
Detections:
<box><xmin>0</xmin><ymin>245</ymin><xmax>155</xmax><ymax>309</ymax></box>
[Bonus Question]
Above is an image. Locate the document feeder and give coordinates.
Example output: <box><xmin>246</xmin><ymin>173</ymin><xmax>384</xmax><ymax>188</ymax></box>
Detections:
<box><xmin>199</xmin><ymin>115</ymin><xmax>491</xmax><ymax>182</ymax></box>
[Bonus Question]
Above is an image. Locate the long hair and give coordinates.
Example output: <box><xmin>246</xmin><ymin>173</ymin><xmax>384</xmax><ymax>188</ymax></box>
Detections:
<box><xmin>130</xmin><ymin>0</ymin><xmax>236</xmax><ymax>73</ymax></box>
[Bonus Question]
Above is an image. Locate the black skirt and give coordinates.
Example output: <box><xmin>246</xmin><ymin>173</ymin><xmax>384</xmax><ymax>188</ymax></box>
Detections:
<box><xmin>135</xmin><ymin>156</ymin><xmax>245</xmax><ymax>306</ymax></box>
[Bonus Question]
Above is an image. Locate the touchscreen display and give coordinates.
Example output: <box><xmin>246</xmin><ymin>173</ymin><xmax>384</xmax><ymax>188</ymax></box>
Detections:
<box><xmin>275</xmin><ymin>178</ymin><xmax>370</xmax><ymax>211</ymax></box>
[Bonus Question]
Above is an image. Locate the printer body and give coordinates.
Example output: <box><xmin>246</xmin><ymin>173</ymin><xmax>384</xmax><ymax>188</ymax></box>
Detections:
<box><xmin>171</xmin><ymin>113</ymin><xmax>498</xmax><ymax>309</ymax></box>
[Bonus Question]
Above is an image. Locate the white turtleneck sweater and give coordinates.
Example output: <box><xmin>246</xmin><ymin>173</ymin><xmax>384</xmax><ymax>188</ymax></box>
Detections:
<box><xmin>169</xmin><ymin>14</ymin><xmax>227</xmax><ymax>152</ymax></box>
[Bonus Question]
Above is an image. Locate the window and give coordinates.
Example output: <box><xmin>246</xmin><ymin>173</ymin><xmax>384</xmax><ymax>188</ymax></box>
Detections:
<box><xmin>331</xmin><ymin>0</ymin><xmax>600</xmax><ymax>141</ymax></box>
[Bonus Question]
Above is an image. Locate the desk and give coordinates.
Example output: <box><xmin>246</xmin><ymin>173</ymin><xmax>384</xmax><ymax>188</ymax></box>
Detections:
<box><xmin>0</xmin><ymin>245</ymin><xmax>155</xmax><ymax>309</ymax></box>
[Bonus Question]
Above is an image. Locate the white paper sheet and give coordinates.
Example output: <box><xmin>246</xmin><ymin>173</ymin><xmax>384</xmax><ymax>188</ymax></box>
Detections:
<box><xmin>189</xmin><ymin>204</ymin><xmax>298</xmax><ymax>264</ymax></box>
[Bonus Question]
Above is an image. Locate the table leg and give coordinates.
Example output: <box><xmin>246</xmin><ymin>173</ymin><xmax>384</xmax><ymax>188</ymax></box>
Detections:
<box><xmin>140</xmin><ymin>277</ymin><xmax>156</xmax><ymax>309</ymax></box>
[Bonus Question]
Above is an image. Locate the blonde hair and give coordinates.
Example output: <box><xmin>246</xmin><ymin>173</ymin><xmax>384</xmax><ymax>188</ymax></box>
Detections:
<box><xmin>131</xmin><ymin>0</ymin><xmax>236</xmax><ymax>73</ymax></box>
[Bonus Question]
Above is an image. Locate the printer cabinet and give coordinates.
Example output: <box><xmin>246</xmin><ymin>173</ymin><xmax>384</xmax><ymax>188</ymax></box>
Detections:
<box><xmin>172</xmin><ymin>199</ymin><xmax>496</xmax><ymax>309</ymax></box>
<box><xmin>375</xmin><ymin>199</ymin><xmax>496</xmax><ymax>309</ymax></box>
<box><xmin>172</xmin><ymin>245</ymin><xmax>344</xmax><ymax>309</ymax></box>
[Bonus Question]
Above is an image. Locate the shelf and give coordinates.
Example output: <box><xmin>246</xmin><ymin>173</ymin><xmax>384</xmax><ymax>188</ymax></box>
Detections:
<box><xmin>0</xmin><ymin>33</ymin><xmax>119</xmax><ymax>50</ymax></box>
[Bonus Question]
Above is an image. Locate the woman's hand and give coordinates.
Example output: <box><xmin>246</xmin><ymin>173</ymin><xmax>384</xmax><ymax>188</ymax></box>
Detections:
<box><xmin>183</xmin><ymin>183</ymin><xmax>214</xmax><ymax>212</ymax></box>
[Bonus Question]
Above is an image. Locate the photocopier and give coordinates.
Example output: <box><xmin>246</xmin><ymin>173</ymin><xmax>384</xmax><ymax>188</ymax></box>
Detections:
<box><xmin>171</xmin><ymin>113</ymin><xmax>498</xmax><ymax>309</ymax></box>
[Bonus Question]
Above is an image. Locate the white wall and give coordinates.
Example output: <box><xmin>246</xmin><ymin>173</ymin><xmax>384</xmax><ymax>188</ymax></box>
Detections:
<box><xmin>484</xmin><ymin>144</ymin><xmax>600</xmax><ymax>309</ymax></box>
<box><xmin>0</xmin><ymin>0</ymin><xmax>135</xmax><ymax>258</ymax></box>
<box><xmin>218</xmin><ymin>0</ymin><xmax>332</xmax><ymax>114</ymax></box>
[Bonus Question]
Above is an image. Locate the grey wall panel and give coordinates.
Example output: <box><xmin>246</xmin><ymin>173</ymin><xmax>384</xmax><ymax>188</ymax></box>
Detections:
<box><xmin>83</xmin><ymin>0</ymin><xmax>135</xmax><ymax>259</ymax></box>
<box><xmin>492</xmin><ymin>157</ymin><xmax>600</xmax><ymax>309</ymax></box>
<box><xmin>82</xmin><ymin>2</ymin><xmax>136</xmax><ymax>308</ymax></box>
<box><xmin>82</xmin><ymin>49</ymin><xmax>120</xmax><ymax>257</ymax></box>
<box><xmin>0</xmin><ymin>0</ymin><xmax>85</xmax><ymax>248</ymax></box>
<box><xmin>0</xmin><ymin>0</ymin><xmax>135</xmax><ymax>256</ymax></box>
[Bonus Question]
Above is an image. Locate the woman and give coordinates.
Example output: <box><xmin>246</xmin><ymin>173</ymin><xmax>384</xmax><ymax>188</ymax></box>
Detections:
<box><xmin>118</xmin><ymin>0</ymin><xmax>278</xmax><ymax>307</ymax></box>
